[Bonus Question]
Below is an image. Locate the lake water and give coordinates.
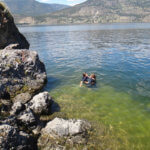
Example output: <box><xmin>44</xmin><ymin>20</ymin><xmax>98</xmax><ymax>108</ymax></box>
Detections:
<box><xmin>19</xmin><ymin>23</ymin><xmax>150</xmax><ymax>150</ymax></box>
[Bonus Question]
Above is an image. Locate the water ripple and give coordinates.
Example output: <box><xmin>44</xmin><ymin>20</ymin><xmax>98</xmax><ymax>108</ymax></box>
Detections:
<box><xmin>20</xmin><ymin>23</ymin><xmax>150</xmax><ymax>98</ymax></box>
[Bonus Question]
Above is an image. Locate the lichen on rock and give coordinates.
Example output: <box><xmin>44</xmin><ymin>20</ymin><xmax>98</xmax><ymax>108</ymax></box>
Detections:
<box><xmin>0</xmin><ymin>50</ymin><xmax>47</xmax><ymax>99</ymax></box>
<box><xmin>28</xmin><ymin>91</ymin><xmax>52</xmax><ymax>115</ymax></box>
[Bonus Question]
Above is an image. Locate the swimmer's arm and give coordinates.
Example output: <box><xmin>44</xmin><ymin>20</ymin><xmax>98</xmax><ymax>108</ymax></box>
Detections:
<box><xmin>80</xmin><ymin>81</ymin><xmax>83</xmax><ymax>87</ymax></box>
<box><xmin>84</xmin><ymin>81</ymin><xmax>89</xmax><ymax>84</ymax></box>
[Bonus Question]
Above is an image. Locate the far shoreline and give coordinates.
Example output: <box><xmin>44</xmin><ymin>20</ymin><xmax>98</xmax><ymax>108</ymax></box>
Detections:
<box><xmin>17</xmin><ymin>22</ymin><xmax>150</xmax><ymax>33</ymax></box>
<box><xmin>16</xmin><ymin>22</ymin><xmax>150</xmax><ymax>27</ymax></box>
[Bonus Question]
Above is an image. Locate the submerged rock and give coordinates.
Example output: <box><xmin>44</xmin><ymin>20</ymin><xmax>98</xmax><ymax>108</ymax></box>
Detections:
<box><xmin>0</xmin><ymin>3</ymin><xmax>29</xmax><ymax>49</ymax></box>
<box><xmin>28</xmin><ymin>92</ymin><xmax>52</xmax><ymax>115</ymax></box>
<box><xmin>38</xmin><ymin>118</ymin><xmax>91</xmax><ymax>149</ymax></box>
<box><xmin>0</xmin><ymin>50</ymin><xmax>47</xmax><ymax>99</ymax></box>
<box><xmin>0</xmin><ymin>124</ymin><xmax>35</xmax><ymax>150</ymax></box>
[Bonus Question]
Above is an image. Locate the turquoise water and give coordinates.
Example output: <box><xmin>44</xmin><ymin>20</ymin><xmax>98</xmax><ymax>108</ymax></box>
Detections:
<box><xmin>20</xmin><ymin>23</ymin><xmax>150</xmax><ymax>149</ymax></box>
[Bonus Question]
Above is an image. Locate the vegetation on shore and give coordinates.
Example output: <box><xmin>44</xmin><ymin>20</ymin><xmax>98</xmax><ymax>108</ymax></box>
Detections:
<box><xmin>7</xmin><ymin>0</ymin><xmax>150</xmax><ymax>25</ymax></box>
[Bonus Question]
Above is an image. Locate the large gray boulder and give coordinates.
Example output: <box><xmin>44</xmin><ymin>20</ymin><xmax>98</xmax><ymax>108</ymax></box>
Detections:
<box><xmin>0</xmin><ymin>50</ymin><xmax>47</xmax><ymax>99</ymax></box>
<box><xmin>38</xmin><ymin>118</ymin><xmax>91</xmax><ymax>149</ymax></box>
<box><xmin>0</xmin><ymin>124</ymin><xmax>35</xmax><ymax>150</ymax></box>
<box><xmin>41</xmin><ymin>118</ymin><xmax>91</xmax><ymax>137</ymax></box>
<box><xmin>0</xmin><ymin>3</ymin><xmax>29</xmax><ymax>49</ymax></box>
<box><xmin>28</xmin><ymin>92</ymin><xmax>52</xmax><ymax>115</ymax></box>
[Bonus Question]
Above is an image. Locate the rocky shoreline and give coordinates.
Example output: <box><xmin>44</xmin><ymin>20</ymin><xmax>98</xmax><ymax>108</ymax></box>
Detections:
<box><xmin>0</xmin><ymin>3</ymin><xmax>91</xmax><ymax>150</ymax></box>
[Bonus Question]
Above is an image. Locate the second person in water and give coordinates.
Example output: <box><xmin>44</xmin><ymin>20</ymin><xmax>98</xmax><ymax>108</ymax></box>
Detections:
<box><xmin>80</xmin><ymin>73</ymin><xmax>96</xmax><ymax>87</ymax></box>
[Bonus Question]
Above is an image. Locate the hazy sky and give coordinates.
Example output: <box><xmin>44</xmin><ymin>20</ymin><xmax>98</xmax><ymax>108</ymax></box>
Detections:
<box><xmin>37</xmin><ymin>0</ymin><xmax>86</xmax><ymax>6</ymax></box>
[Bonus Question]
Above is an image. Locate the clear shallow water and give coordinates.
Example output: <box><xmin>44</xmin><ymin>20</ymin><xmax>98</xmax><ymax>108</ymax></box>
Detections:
<box><xmin>19</xmin><ymin>23</ymin><xmax>150</xmax><ymax>149</ymax></box>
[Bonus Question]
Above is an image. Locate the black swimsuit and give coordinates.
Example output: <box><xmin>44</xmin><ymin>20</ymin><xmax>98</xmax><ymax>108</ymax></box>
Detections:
<box><xmin>82</xmin><ymin>76</ymin><xmax>88</xmax><ymax>82</ymax></box>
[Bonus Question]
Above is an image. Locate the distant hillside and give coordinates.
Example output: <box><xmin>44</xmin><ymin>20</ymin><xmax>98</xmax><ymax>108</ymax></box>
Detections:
<box><xmin>4</xmin><ymin>0</ymin><xmax>70</xmax><ymax>16</ymax></box>
<box><xmin>31</xmin><ymin>0</ymin><xmax>150</xmax><ymax>25</ymax></box>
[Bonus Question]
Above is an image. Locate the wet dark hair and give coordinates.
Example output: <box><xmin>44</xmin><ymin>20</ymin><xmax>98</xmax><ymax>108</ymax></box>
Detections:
<box><xmin>91</xmin><ymin>74</ymin><xmax>96</xmax><ymax>79</ymax></box>
<box><xmin>93</xmin><ymin>74</ymin><xmax>96</xmax><ymax>79</ymax></box>
<box><xmin>91</xmin><ymin>74</ymin><xmax>96</xmax><ymax>85</ymax></box>
<box><xmin>83</xmin><ymin>72</ymin><xmax>86</xmax><ymax>77</ymax></box>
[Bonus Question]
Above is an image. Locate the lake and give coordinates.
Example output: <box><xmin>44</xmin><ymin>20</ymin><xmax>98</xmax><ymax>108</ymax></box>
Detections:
<box><xmin>19</xmin><ymin>23</ymin><xmax>150</xmax><ymax>150</ymax></box>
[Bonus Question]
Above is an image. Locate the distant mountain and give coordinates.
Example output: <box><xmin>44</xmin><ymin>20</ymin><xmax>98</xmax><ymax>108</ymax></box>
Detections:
<box><xmin>4</xmin><ymin>0</ymin><xmax>70</xmax><ymax>16</ymax></box>
<box><xmin>31</xmin><ymin>0</ymin><xmax>150</xmax><ymax>25</ymax></box>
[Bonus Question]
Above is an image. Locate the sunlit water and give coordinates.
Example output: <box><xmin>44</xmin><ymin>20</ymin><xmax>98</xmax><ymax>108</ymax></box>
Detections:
<box><xmin>19</xmin><ymin>23</ymin><xmax>150</xmax><ymax>150</ymax></box>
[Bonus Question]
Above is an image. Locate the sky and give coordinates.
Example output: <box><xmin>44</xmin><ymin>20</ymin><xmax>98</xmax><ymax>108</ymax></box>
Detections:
<box><xmin>37</xmin><ymin>0</ymin><xmax>86</xmax><ymax>6</ymax></box>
